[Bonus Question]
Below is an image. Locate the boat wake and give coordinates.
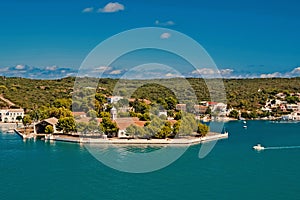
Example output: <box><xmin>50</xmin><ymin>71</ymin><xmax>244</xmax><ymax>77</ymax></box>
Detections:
<box><xmin>264</xmin><ymin>146</ymin><xmax>300</xmax><ymax>150</ymax></box>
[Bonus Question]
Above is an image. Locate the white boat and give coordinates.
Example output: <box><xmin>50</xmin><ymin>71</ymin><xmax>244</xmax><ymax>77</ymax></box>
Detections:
<box><xmin>253</xmin><ymin>144</ymin><xmax>265</xmax><ymax>151</ymax></box>
<box><xmin>243</xmin><ymin>121</ymin><xmax>247</xmax><ymax>124</ymax></box>
<box><xmin>243</xmin><ymin>125</ymin><xmax>247</xmax><ymax>128</ymax></box>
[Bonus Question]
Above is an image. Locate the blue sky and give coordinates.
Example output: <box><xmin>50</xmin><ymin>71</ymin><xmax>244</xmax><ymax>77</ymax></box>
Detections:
<box><xmin>1</xmin><ymin>0</ymin><xmax>300</xmax><ymax>78</ymax></box>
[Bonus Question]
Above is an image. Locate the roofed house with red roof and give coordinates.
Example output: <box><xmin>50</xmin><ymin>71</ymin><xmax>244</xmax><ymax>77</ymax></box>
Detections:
<box><xmin>114</xmin><ymin>117</ymin><xmax>147</xmax><ymax>138</ymax></box>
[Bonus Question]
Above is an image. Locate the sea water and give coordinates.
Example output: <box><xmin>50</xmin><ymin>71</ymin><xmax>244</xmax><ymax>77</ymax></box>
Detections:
<box><xmin>0</xmin><ymin>121</ymin><xmax>299</xmax><ymax>200</ymax></box>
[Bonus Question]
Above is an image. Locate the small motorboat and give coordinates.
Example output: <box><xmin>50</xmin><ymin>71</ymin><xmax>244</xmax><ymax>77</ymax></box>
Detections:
<box><xmin>253</xmin><ymin>144</ymin><xmax>265</xmax><ymax>151</ymax></box>
<box><xmin>243</xmin><ymin>125</ymin><xmax>247</xmax><ymax>128</ymax></box>
<box><xmin>243</xmin><ymin>121</ymin><xmax>247</xmax><ymax>124</ymax></box>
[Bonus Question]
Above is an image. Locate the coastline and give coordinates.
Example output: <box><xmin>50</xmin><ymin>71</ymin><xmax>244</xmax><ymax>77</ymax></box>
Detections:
<box><xmin>14</xmin><ymin>128</ymin><xmax>228</xmax><ymax>145</ymax></box>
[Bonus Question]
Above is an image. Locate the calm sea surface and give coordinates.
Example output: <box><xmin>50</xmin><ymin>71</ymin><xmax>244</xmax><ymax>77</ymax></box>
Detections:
<box><xmin>1</xmin><ymin>121</ymin><xmax>299</xmax><ymax>200</ymax></box>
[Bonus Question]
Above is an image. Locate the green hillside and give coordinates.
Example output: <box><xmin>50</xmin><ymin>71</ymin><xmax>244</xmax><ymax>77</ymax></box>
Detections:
<box><xmin>1</xmin><ymin>76</ymin><xmax>300</xmax><ymax>112</ymax></box>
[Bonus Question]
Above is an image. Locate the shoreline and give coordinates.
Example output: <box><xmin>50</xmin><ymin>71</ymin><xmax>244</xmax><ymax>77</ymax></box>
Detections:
<box><xmin>14</xmin><ymin>128</ymin><xmax>228</xmax><ymax>145</ymax></box>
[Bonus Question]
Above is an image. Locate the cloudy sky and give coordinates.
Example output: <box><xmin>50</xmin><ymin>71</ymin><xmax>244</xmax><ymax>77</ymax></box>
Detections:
<box><xmin>1</xmin><ymin>0</ymin><xmax>300</xmax><ymax>79</ymax></box>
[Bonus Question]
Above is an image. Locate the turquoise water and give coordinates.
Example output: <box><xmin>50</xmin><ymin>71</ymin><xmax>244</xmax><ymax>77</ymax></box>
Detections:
<box><xmin>1</xmin><ymin>121</ymin><xmax>300</xmax><ymax>200</ymax></box>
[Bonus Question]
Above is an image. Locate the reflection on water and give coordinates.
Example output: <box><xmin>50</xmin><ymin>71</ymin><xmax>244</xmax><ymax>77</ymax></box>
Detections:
<box><xmin>84</xmin><ymin>143</ymin><xmax>190</xmax><ymax>173</ymax></box>
<box><xmin>120</xmin><ymin>145</ymin><xmax>164</xmax><ymax>153</ymax></box>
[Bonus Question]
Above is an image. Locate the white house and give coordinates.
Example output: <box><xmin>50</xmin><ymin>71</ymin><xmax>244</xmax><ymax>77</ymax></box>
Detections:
<box><xmin>158</xmin><ymin>111</ymin><xmax>167</xmax><ymax>117</ymax></box>
<box><xmin>107</xmin><ymin>96</ymin><xmax>123</xmax><ymax>104</ymax></box>
<box><xmin>0</xmin><ymin>109</ymin><xmax>24</xmax><ymax>123</ymax></box>
<box><xmin>212</xmin><ymin>103</ymin><xmax>227</xmax><ymax>112</ymax></box>
<box><xmin>286</xmin><ymin>104</ymin><xmax>298</xmax><ymax>111</ymax></box>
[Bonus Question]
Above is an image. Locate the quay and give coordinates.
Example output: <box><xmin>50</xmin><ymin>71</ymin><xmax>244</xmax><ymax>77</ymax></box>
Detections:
<box><xmin>13</xmin><ymin>127</ymin><xmax>229</xmax><ymax>145</ymax></box>
<box><xmin>43</xmin><ymin>132</ymin><xmax>229</xmax><ymax>145</ymax></box>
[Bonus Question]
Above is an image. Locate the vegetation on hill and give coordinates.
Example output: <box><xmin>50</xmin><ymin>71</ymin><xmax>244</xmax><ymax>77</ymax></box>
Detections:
<box><xmin>1</xmin><ymin>76</ymin><xmax>300</xmax><ymax>113</ymax></box>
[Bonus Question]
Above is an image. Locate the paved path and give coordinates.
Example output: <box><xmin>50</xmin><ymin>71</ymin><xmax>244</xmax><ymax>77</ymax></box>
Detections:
<box><xmin>0</xmin><ymin>95</ymin><xmax>15</xmax><ymax>107</ymax></box>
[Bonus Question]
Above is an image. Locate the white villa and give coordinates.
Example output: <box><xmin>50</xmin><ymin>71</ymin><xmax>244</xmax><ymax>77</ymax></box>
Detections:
<box><xmin>0</xmin><ymin>109</ymin><xmax>24</xmax><ymax>123</ymax></box>
<box><xmin>107</xmin><ymin>96</ymin><xmax>123</xmax><ymax>104</ymax></box>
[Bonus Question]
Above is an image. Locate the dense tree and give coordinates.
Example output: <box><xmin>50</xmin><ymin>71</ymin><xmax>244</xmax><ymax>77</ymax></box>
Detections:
<box><xmin>241</xmin><ymin>112</ymin><xmax>250</xmax><ymax>119</ymax></box>
<box><xmin>174</xmin><ymin>111</ymin><xmax>182</xmax><ymax>120</ymax></box>
<box><xmin>172</xmin><ymin>120</ymin><xmax>181</xmax><ymax>136</ymax></box>
<box><xmin>138</xmin><ymin>113</ymin><xmax>151</xmax><ymax>121</ymax></box>
<box><xmin>286</xmin><ymin>96</ymin><xmax>299</xmax><ymax>104</ymax></box>
<box><xmin>45</xmin><ymin>125</ymin><xmax>54</xmax><ymax>134</ymax></box>
<box><xmin>87</xmin><ymin>110</ymin><xmax>97</xmax><ymax>119</ymax></box>
<box><xmin>177</xmin><ymin>113</ymin><xmax>198</xmax><ymax>136</ymax></box>
<box><xmin>229</xmin><ymin>110</ymin><xmax>239</xmax><ymax>119</ymax></box>
<box><xmin>165</xmin><ymin>97</ymin><xmax>177</xmax><ymax>110</ymax></box>
<box><xmin>205</xmin><ymin>107</ymin><xmax>212</xmax><ymax>115</ymax></box>
<box><xmin>186</xmin><ymin>101</ymin><xmax>196</xmax><ymax>113</ymax></box>
<box><xmin>197</xmin><ymin>122</ymin><xmax>209</xmax><ymax>137</ymax></box>
<box><xmin>53</xmin><ymin>98</ymin><xmax>72</xmax><ymax>109</ymax></box>
<box><xmin>77</xmin><ymin>121</ymin><xmax>101</xmax><ymax>134</ymax></box>
<box><xmin>100</xmin><ymin>117</ymin><xmax>119</xmax><ymax>137</ymax></box>
<box><xmin>130</xmin><ymin>99</ymin><xmax>149</xmax><ymax>114</ymax></box>
<box><xmin>22</xmin><ymin>115</ymin><xmax>32</xmax><ymax>128</ymax></box>
<box><xmin>117</xmin><ymin>98</ymin><xmax>129</xmax><ymax>107</ymax></box>
<box><xmin>56</xmin><ymin>117</ymin><xmax>76</xmax><ymax>134</ymax></box>
<box><xmin>125</xmin><ymin>125</ymin><xmax>146</xmax><ymax>138</ymax></box>
<box><xmin>22</xmin><ymin>115</ymin><xmax>32</xmax><ymax>133</ymax></box>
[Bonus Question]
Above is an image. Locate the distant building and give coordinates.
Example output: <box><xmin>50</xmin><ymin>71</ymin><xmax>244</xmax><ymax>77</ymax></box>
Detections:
<box><xmin>0</xmin><ymin>109</ymin><xmax>24</xmax><ymax>123</ymax></box>
<box><xmin>35</xmin><ymin>117</ymin><xmax>62</xmax><ymax>134</ymax></box>
<box><xmin>194</xmin><ymin>105</ymin><xmax>208</xmax><ymax>114</ymax></box>
<box><xmin>72</xmin><ymin>112</ymin><xmax>86</xmax><ymax>118</ymax></box>
<box><xmin>213</xmin><ymin>103</ymin><xmax>227</xmax><ymax>112</ymax></box>
<box><xmin>107</xmin><ymin>96</ymin><xmax>123</xmax><ymax>104</ymax></box>
<box><xmin>176</xmin><ymin>104</ymin><xmax>186</xmax><ymax>112</ymax></box>
<box><xmin>128</xmin><ymin>98</ymin><xmax>152</xmax><ymax>105</ymax></box>
<box><xmin>115</xmin><ymin>117</ymin><xmax>147</xmax><ymax>138</ymax></box>
<box><xmin>279</xmin><ymin>104</ymin><xmax>286</xmax><ymax>112</ymax></box>
<box><xmin>286</xmin><ymin>104</ymin><xmax>298</xmax><ymax>111</ymax></box>
<box><xmin>158</xmin><ymin>111</ymin><xmax>167</xmax><ymax>117</ymax></box>
<box><xmin>207</xmin><ymin>102</ymin><xmax>218</xmax><ymax>107</ymax></box>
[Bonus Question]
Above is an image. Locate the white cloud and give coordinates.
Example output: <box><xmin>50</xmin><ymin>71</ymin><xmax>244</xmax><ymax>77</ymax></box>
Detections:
<box><xmin>0</xmin><ymin>67</ymin><xmax>9</xmax><ymax>72</ymax></box>
<box><xmin>155</xmin><ymin>20</ymin><xmax>175</xmax><ymax>26</ymax></box>
<box><xmin>15</xmin><ymin>64</ymin><xmax>25</xmax><ymax>70</ymax></box>
<box><xmin>290</xmin><ymin>67</ymin><xmax>300</xmax><ymax>75</ymax></box>
<box><xmin>192</xmin><ymin>68</ymin><xmax>219</xmax><ymax>75</ymax></box>
<box><xmin>220</xmin><ymin>69</ymin><xmax>234</xmax><ymax>75</ymax></box>
<box><xmin>160</xmin><ymin>32</ymin><xmax>171</xmax><ymax>39</ymax></box>
<box><xmin>98</xmin><ymin>2</ymin><xmax>125</xmax><ymax>13</ymax></box>
<box><xmin>109</xmin><ymin>70</ymin><xmax>122</xmax><ymax>75</ymax></box>
<box><xmin>259</xmin><ymin>67</ymin><xmax>300</xmax><ymax>78</ymax></box>
<box><xmin>165</xmin><ymin>73</ymin><xmax>180</xmax><ymax>77</ymax></box>
<box><xmin>94</xmin><ymin>66</ymin><xmax>112</xmax><ymax>72</ymax></box>
<box><xmin>45</xmin><ymin>65</ymin><xmax>58</xmax><ymax>71</ymax></box>
<box><xmin>260</xmin><ymin>72</ymin><xmax>282</xmax><ymax>78</ymax></box>
<box><xmin>82</xmin><ymin>7</ymin><xmax>94</xmax><ymax>13</ymax></box>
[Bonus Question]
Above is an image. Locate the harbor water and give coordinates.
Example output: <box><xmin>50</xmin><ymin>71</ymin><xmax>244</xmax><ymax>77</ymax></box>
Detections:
<box><xmin>0</xmin><ymin>120</ymin><xmax>299</xmax><ymax>200</ymax></box>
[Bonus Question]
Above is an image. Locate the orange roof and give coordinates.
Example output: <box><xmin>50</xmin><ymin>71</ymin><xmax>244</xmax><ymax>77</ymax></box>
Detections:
<box><xmin>72</xmin><ymin>112</ymin><xmax>86</xmax><ymax>116</ymax></box>
<box><xmin>168</xmin><ymin>119</ymin><xmax>178</xmax><ymax>125</ymax></box>
<box><xmin>128</xmin><ymin>98</ymin><xmax>151</xmax><ymax>105</ymax></box>
<box><xmin>208</xmin><ymin>102</ymin><xmax>218</xmax><ymax>105</ymax></box>
<box><xmin>115</xmin><ymin>117</ymin><xmax>146</xmax><ymax>130</ymax></box>
<box><xmin>134</xmin><ymin>121</ymin><xmax>147</xmax><ymax>127</ymax></box>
